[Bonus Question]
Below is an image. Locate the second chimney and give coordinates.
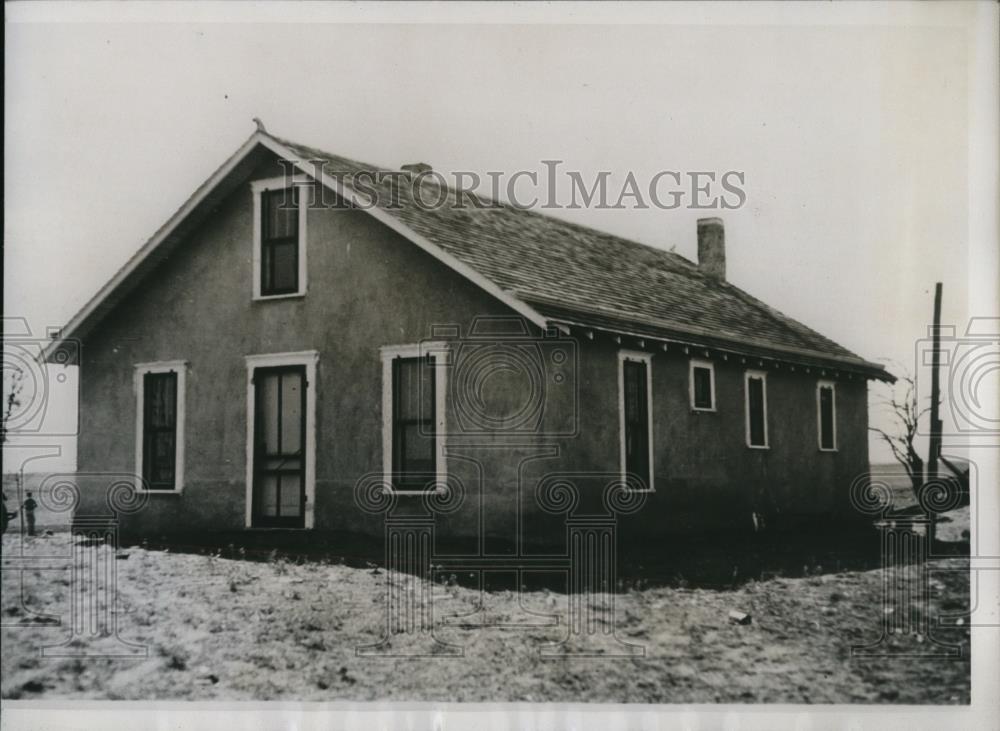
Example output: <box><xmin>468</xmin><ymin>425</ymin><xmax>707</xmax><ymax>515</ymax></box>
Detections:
<box><xmin>697</xmin><ymin>217</ymin><xmax>726</xmax><ymax>280</ymax></box>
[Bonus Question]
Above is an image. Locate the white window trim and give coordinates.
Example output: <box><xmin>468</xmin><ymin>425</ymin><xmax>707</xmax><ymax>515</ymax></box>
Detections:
<box><xmin>816</xmin><ymin>380</ymin><xmax>838</xmax><ymax>452</ymax></box>
<box><xmin>617</xmin><ymin>350</ymin><xmax>655</xmax><ymax>492</ymax></box>
<box><xmin>380</xmin><ymin>342</ymin><xmax>448</xmax><ymax>496</ymax></box>
<box><xmin>744</xmin><ymin>369</ymin><xmax>769</xmax><ymax>449</ymax></box>
<box><xmin>134</xmin><ymin>360</ymin><xmax>188</xmax><ymax>493</ymax></box>
<box><xmin>689</xmin><ymin>358</ymin><xmax>717</xmax><ymax>412</ymax></box>
<box><xmin>244</xmin><ymin>350</ymin><xmax>319</xmax><ymax>529</ymax></box>
<box><xmin>251</xmin><ymin>175</ymin><xmax>310</xmax><ymax>301</ymax></box>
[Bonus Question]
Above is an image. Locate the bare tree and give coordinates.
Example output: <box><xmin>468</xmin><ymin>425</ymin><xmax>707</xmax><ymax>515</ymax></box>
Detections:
<box><xmin>1</xmin><ymin>364</ymin><xmax>26</xmax><ymax>444</ymax></box>
<box><xmin>869</xmin><ymin>364</ymin><xmax>933</xmax><ymax>500</ymax></box>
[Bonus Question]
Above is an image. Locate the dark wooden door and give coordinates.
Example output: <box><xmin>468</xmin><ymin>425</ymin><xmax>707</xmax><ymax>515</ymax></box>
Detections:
<box><xmin>252</xmin><ymin>365</ymin><xmax>306</xmax><ymax>528</ymax></box>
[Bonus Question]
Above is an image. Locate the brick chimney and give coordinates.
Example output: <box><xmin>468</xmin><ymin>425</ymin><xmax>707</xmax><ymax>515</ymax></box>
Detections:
<box><xmin>697</xmin><ymin>217</ymin><xmax>726</xmax><ymax>280</ymax></box>
<box><xmin>401</xmin><ymin>162</ymin><xmax>432</xmax><ymax>178</ymax></box>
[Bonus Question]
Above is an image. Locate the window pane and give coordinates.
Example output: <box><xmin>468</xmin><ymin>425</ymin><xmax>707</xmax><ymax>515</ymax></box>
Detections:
<box><xmin>260</xmin><ymin>373</ymin><xmax>280</xmax><ymax>454</ymax></box>
<box><xmin>748</xmin><ymin>377</ymin><xmax>766</xmax><ymax>446</ymax></box>
<box><xmin>279</xmin><ymin>474</ymin><xmax>302</xmax><ymax>517</ymax></box>
<box><xmin>402</xmin><ymin>424</ymin><xmax>434</xmax><ymax>466</ymax></box>
<box><xmin>693</xmin><ymin>367</ymin><xmax>713</xmax><ymax>409</ymax></box>
<box><xmin>280</xmin><ymin>372</ymin><xmax>303</xmax><ymax>454</ymax></box>
<box><xmin>258</xmin><ymin>474</ymin><xmax>278</xmax><ymax>517</ymax></box>
<box><xmin>264</xmin><ymin>189</ymin><xmax>298</xmax><ymax>240</ymax></box>
<box><xmin>267</xmin><ymin>240</ymin><xmax>298</xmax><ymax>293</ymax></box>
<box><xmin>145</xmin><ymin>373</ymin><xmax>176</xmax><ymax>428</ymax></box>
<box><xmin>395</xmin><ymin>358</ymin><xmax>433</xmax><ymax>421</ymax></box>
<box><xmin>149</xmin><ymin>432</ymin><xmax>175</xmax><ymax>484</ymax></box>
<box><xmin>820</xmin><ymin>387</ymin><xmax>834</xmax><ymax>449</ymax></box>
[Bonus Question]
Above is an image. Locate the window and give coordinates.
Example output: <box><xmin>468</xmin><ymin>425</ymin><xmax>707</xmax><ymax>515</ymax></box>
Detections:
<box><xmin>619</xmin><ymin>351</ymin><xmax>654</xmax><ymax>491</ymax></box>
<box><xmin>817</xmin><ymin>381</ymin><xmax>837</xmax><ymax>451</ymax></box>
<box><xmin>744</xmin><ymin>370</ymin><xmax>768</xmax><ymax>448</ymax></box>
<box><xmin>134</xmin><ymin>361</ymin><xmax>187</xmax><ymax>491</ymax></box>
<box><xmin>252</xmin><ymin>177</ymin><xmax>308</xmax><ymax>299</ymax></box>
<box><xmin>689</xmin><ymin>359</ymin><xmax>716</xmax><ymax>411</ymax></box>
<box><xmin>381</xmin><ymin>343</ymin><xmax>447</xmax><ymax>493</ymax></box>
<box><xmin>261</xmin><ymin>188</ymin><xmax>299</xmax><ymax>295</ymax></box>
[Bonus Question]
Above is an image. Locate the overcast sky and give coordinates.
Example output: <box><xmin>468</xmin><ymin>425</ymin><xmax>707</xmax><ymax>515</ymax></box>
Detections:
<box><xmin>4</xmin><ymin>2</ymin><xmax>995</xmax><ymax>467</ymax></box>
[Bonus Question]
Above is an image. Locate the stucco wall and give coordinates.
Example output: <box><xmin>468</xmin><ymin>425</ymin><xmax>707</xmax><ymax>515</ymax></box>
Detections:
<box><xmin>76</xmin><ymin>153</ymin><xmax>871</xmax><ymax>544</ymax></box>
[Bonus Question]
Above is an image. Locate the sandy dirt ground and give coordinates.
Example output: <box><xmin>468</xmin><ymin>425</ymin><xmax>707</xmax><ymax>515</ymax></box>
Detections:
<box><xmin>1</xmin><ymin>516</ymin><xmax>970</xmax><ymax>704</ymax></box>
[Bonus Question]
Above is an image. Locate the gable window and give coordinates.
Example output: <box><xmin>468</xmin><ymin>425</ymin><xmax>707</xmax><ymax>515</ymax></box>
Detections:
<box><xmin>817</xmin><ymin>381</ymin><xmax>837</xmax><ymax>451</ymax></box>
<box><xmin>619</xmin><ymin>351</ymin><xmax>654</xmax><ymax>491</ymax></box>
<box><xmin>135</xmin><ymin>361</ymin><xmax>187</xmax><ymax>492</ymax></box>
<box><xmin>252</xmin><ymin>177</ymin><xmax>308</xmax><ymax>300</ymax></box>
<box><xmin>689</xmin><ymin>359</ymin><xmax>716</xmax><ymax>411</ymax></box>
<box><xmin>744</xmin><ymin>370</ymin><xmax>768</xmax><ymax>448</ymax></box>
<box><xmin>381</xmin><ymin>343</ymin><xmax>447</xmax><ymax>493</ymax></box>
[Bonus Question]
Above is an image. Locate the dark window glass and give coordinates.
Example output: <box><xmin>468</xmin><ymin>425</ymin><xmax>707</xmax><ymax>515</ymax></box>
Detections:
<box><xmin>819</xmin><ymin>385</ymin><xmax>835</xmax><ymax>449</ymax></box>
<box><xmin>392</xmin><ymin>357</ymin><xmax>436</xmax><ymax>490</ymax></box>
<box><xmin>623</xmin><ymin>359</ymin><xmax>650</xmax><ymax>489</ymax></box>
<box><xmin>747</xmin><ymin>375</ymin><xmax>767</xmax><ymax>447</ymax></box>
<box><xmin>261</xmin><ymin>188</ymin><xmax>299</xmax><ymax>296</ymax></box>
<box><xmin>693</xmin><ymin>366</ymin><xmax>714</xmax><ymax>409</ymax></box>
<box><xmin>143</xmin><ymin>372</ymin><xmax>177</xmax><ymax>490</ymax></box>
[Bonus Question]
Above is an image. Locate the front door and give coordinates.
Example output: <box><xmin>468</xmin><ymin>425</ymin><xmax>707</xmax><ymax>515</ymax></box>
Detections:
<box><xmin>252</xmin><ymin>365</ymin><xmax>306</xmax><ymax>528</ymax></box>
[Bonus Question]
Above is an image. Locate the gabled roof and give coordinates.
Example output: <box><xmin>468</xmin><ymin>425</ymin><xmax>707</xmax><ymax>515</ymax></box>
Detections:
<box><xmin>46</xmin><ymin>129</ymin><xmax>890</xmax><ymax>381</ymax></box>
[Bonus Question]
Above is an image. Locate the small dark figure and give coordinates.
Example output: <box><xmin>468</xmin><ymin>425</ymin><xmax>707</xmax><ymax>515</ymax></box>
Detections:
<box><xmin>22</xmin><ymin>492</ymin><xmax>38</xmax><ymax>536</ymax></box>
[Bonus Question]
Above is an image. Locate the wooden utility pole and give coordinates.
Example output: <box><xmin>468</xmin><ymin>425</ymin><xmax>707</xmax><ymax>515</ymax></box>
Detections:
<box><xmin>927</xmin><ymin>282</ymin><xmax>943</xmax><ymax>546</ymax></box>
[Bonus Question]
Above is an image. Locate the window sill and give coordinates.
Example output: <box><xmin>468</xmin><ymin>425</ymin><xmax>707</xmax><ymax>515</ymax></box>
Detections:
<box><xmin>819</xmin><ymin>447</ymin><xmax>838</xmax><ymax>453</ymax></box>
<box><xmin>253</xmin><ymin>291</ymin><xmax>306</xmax><ymax>302</ymax></box>
<box><xmin>746</xmin><ymin>444</ymin><xmax>770</xmax><ymax>450</ymax></box>
<box><xmin>690</xmin><ymin>407</ymin><xmax>717</xmax><ymax>414</ymax></box>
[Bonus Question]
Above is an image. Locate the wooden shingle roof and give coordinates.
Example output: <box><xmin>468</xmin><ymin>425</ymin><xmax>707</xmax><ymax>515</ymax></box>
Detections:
<box><xmin>47</xmin><ymin>129</ymin><xmax>889</xmax><ymax>381</ymax></box>
<box><xmin>276</xmin><ymin>135</ymin><xmax>889</xmax><ymax>380</ymax></box>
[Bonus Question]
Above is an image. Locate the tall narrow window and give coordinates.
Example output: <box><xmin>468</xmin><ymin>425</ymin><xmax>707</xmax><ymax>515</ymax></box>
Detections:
<box><xmin>260</xmin><ymin>187</ymin><xmax>299</xmax><ymax>296</ymax></box>
<box><xmin>745</xmin><ymin>370</ymin><xmax>768</xmax><ymax>448</ymax></box>
<box><xmin>135</xmin><ymin>361</ymin><xmax>186</xmax><ymax>492</ymax></box>
<box><xmin>252</xmin><ymin>177</ymin><xmax>307</xmax><ymax>300</ymax></box>
<box><xmin>619</xmin><ymin>352</ymin><xmax>653</xmax><ymax>490</ymax></box>
<box><xmin>690</xmin><ymin>359</ymin><xmax>716</xmax><ymax>411</ymax></box>
<box><xmin>817</xmin><ymin>381</ymin><xmax>837</xmax><ymax>451</ymax></box>
<box><xmin>392</xmin><ymin>355</ymin><xmax>437</xmax><ymax>491</ymax></box>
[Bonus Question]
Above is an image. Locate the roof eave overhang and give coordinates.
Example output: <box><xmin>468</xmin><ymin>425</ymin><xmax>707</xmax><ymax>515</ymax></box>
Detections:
<box><xmin>539</xmin><ymin>311</ymin><xmax>895</xmax><ymax>383</ymax></box>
